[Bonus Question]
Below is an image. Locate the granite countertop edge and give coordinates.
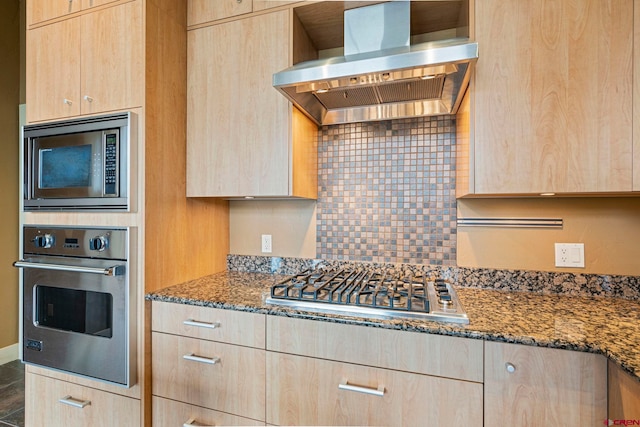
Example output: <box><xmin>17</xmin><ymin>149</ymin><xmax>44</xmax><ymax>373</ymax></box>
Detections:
<box><xmin>145</xmin><ymin>270</ymin><xmax>640</xmax><ymax>382</ymax></box>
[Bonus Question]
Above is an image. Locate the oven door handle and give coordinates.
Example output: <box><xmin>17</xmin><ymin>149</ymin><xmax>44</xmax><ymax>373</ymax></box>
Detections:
<box><xmin>13</xmin><ymin>260</ymin><xmax>125</xmax><ymax>276</ymax></box>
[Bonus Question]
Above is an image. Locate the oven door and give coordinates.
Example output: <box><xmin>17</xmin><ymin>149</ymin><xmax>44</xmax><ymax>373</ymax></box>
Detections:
<box><xmin>17</xmin><ymin>256</ymin><xmax>134</xmax><ymax>387</ymax></box>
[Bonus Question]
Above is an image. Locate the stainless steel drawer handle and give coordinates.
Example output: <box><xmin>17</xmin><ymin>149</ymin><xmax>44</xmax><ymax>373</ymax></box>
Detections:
<box><xmin>183</xmin><ymin>354</ymin><xmax>220</xmax><ymax>365</ymax></box>
<box><xmin>183</xmin><ymin>319</ymin><xmax>220</xmax><ymax>329</ymax></box>
<box><xmin>13</xmin><ymin>260</ymin><xmax>125</xmax><ymax>276</ymax></box>
<box><xmin>183</xmin><ymin>418</ymin><xmax>215</xmax><ymax>427</ymax></box>
<box><xmin>338</xmin><ymin>380</ymin><xmax>385</xmax><ymax>397</ymax></box>
<box><xmin>59</xmin><ymin>395</ymin><xmax>91</xmax><ymax>408</ymax></box>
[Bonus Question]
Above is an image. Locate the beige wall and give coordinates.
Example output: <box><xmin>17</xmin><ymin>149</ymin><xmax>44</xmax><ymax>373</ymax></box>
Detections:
<box><xmin>457</xmin><ymin>198</ymin><xmax>640</xmax><ymax>276</ymax></box>
<box><xmin>229</xmin><ymin>200</ymin><xmax>317</xmax><ymax>258</ymax></box>
<box><xmin>229</xmin><ymin>197</ymin><xmax>640</xmax><ymax>276</ymax></box>
<box><xmin>0</xmin><ymin>0</ymin><xmax>21</xmax><ymax>350</ymax></box>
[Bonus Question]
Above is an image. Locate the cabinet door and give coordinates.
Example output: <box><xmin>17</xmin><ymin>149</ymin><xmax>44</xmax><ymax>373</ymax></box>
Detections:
<box><xmin>267</xmin><ymin>352</ymin><xmax>483</xmax><ymax>427</ymax></box>
<box><xmin>484</xmin><ymin>341</ymin><xmax>607</xmax><ymax>426</ymax></box>
<box><xmin>152</xmin><ymin>396</ymin><xmax>263</xmax><ymax>426</ymax></box>
<box><xmin>25</xmin><ymin>373</ymin><xmax>140</xmax><ymax>427</ymax></box>
<box><xmin>26</xmin><ymin>19</ymin><xmax>81</xmax><ymax>122</ymax></box>
<box><xmin>82</xmin><ymin>0</ymin><xmax>121</xmax><ymax>9</ymax></box>
<box><xmin>80</xmin><ymin>0</ymin><xmax>144</xmax><ymax>115</ymax></box>
<box><xmin>473</xmin><ymin>0</ymin><xmax>633</xmax><ymax>194</ymax></box>
<box><xmin>152</xmin><ymin>332</ymin><xmax>266</xmax><ymax>421</ymax></box>
<box><xmin>27</xmin><ymin>0</ymin><xmax>82</xmax><ymax>26</ymax></box>
<box><xmin>187</xmin><ymin>10</ymin><xmax>291</xmax><ymax>197</ymax></box>
<box><xmin>188</xmin><ymin>0</ymin><xmax>253</xmax><ymax>26</ymax></box>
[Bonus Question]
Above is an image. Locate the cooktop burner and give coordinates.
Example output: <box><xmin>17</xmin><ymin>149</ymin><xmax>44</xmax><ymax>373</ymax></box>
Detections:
<box><xmin>266</xmin><ymin>265</ymin><xmax>469</xmax><ymax>324</ymax></box>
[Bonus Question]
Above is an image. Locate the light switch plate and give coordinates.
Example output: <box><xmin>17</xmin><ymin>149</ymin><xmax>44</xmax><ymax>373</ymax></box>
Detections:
<box><xmin>554</xmin><ymin>243</ymin><xmax>585</xmax><ymax>268</ymax></box>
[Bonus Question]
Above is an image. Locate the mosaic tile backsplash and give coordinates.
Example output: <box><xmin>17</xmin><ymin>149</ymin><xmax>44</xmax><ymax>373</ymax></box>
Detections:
<box><xmin>317</xmin><ymin>116</ymin><xmax>457</xmax><ymax>265</ymax></box>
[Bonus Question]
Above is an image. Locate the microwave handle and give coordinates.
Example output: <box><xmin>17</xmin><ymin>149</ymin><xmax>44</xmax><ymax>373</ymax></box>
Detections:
<box><xmin>13</xmin><ymin>260</ymin><xmax>125</xmax><ymax>277</ymax></box>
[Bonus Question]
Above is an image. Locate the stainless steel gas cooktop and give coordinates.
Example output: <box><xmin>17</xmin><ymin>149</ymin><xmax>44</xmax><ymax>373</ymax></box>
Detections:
<box><xmin>266</xmin><ymin>265</ymin><xmax>469</xmax><ymax>324</ymax></box>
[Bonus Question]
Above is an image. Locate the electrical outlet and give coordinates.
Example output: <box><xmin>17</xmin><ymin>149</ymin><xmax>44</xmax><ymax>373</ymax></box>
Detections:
<box><xmin>554</xmin><ymin>243</ymin><xmax>585</xmax><ymax>268</ymax></box>
<box><xmin>261</xmin><ymin>234</ymin><xmax>272</xmax><ymax>253</ymax></box>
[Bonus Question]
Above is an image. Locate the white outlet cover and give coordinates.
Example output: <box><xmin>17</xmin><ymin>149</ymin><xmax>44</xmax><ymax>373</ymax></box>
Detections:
<box><xmin>554</xmin><ymin>243</ymin><xmax>585</xmax><ymax>268</ymax></box>
<box><xmin>261</xmin><ymin>234</ymin><xmax>272</xmax><ymax>253</ymax></box>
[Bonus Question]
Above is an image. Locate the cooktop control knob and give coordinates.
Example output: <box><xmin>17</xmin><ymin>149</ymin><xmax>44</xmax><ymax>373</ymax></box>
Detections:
<box><xmin>33</xmin><ymin>234</ymin><xmax>54</xmax><ymax>249</ymax></box>
<box><xmin>89</xmin><ymin>235</ymin><xmax>109</xmax><ymax>252</ymax></box>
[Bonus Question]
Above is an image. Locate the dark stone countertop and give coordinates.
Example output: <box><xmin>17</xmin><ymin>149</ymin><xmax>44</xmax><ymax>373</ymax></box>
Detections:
<box><xmin>145</xmin><ymin>270</ymin><xmax>640</xmax><ymax>381</ymax></box>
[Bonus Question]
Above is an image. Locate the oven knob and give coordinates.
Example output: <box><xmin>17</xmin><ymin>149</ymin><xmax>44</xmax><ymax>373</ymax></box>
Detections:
<box><xmin>90</xmin><ymin>236</ymin><xmax>109</xmax><ymax>252</ymax></box>
<box><xmin>33</xmin><ymin>234</ymin><xmax>54</xmax><ymax>249</ymax></box>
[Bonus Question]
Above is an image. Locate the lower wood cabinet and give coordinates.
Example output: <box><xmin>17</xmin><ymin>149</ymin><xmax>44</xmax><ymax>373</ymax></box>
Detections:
<box><xmin>152</xmin><ymin>396</ymin><xmax>264</xmax><ymax>426</ymax></box>
<box><xmin>608</xmin><ymin>359</ymin><xmax>640</xmax><ymax>420</ymax></box>
<box><xmin>266</xmin><ymin>352</ymin><xmax>483</xmax><ymax>427</ymax></box>
<box><xmin>484</xmin><ymin>341</ymin><xmax>607</xmax><ymax>426</ymax></box>
<box><xmin>25</xmin><ymin>372</ymin><xmax>140</xmax><ymax>427</ymax></box>
<box><xmin>151</xmin><ymin>332</ymin><xmax>266</xmax><ymax>422</ymax></box>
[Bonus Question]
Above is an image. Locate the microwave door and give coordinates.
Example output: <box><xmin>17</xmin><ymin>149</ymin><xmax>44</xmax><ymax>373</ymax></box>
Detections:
<box><xmin>31</xmin><ymin>131</ymin><xmax>105</xmax><ymax>200</ymax></box>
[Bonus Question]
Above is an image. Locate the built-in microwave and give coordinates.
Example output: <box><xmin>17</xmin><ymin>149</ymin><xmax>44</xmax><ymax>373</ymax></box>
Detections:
<box><xmin>23</xmin><ymin>112</ymin><xmax>135</xmax><ymax>211</ymax></box>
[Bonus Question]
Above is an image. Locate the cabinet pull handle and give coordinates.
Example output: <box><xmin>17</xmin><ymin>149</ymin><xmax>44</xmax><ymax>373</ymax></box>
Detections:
<box><xmin>183</xmin><ymin>319</ymin><xmax>220</xmax><ymax>329</ymax></box>
<box><xmin>505</xmin><ymin>362</ymin><xmax>516</xmax><ymax>373</ymax></box>
<box><xmin>338</xmin><ymin>380</ymin><xmax>385</xmax><ymax>397</ymax></box>
<box><xmin>183</xmin><ymin>354</ymin><xmax>220</xmax><ymax>365</ymax></box>
<box><xmin>59</xmin><ymin>395</ymin><xmax>91</xmax><ymax>408</ymax></box>
<box><xmin>63</xmin><ymin>98</ymin><xmax>73</xmax><ymax>106</ymax></box>
<box><xmin>184</xmin><ymin>418</ymin><xmax>215</xmax><ymax>427</ymax></box>
<box><xmin>83</xmin><ymin>95</ymin><xmax>94</xmax><ymax>103</ymax></box>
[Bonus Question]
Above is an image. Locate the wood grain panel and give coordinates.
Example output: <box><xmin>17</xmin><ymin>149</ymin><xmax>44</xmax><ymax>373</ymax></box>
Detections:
<box><xmin>80</xmin><ymin>1</ymin><xmax>144</xmax><ymax>115</ymax></box>
<box><xmin>634</xmin><ymin>0</ymin><xmax>640</xmax><ymax>191</ymax></box>
<box><xmin>27</xmin><ymin>0</ymin><xmax>81</xmax><ymax>25</ymax></box>
<box><xmin>266</xmin><ymin>352</ymin><xmax>483</xmax><ymax>427</ymax></box>
<box><xmin>608</xmin><ymin>359</ymin><xmax>640</xmax><ymax>419</ymax></box>
<box><xmin>484</xmin><ymin>341</ymin><xmax>607</xmax><ymax>426</ymax></box>
<box><xmin>186</xmin><ymin>10</ymin><xmax>291</xmax><ymax>197</ymax></box>
<box><xmin>291</xmin><ymin>107</ymin><xmax>318</xmax><ymax>198</ymax></box>
<box><xmin>152</xmin><ymin>333</ymin><xmax>266</xmax><ymax>421</ymax></box>
<box><xmin>267</xmin><ymin>316</ymin><xmax>483</xmax><ymax>382</ymax></box>
<box><xmin>151</xmin><ymin>301</ymin><xmax>266</xmax><ymax>348</ymax></box>
<box><xmin>473</xmin><ymin>0</ymin><xmax>633</xmax><ymax>194</ymax></box>
<box><xmin>188</xmin><ymin>0</ymin><xmax>253</xmax><ymax>27</ymax></box>
<box><xmin>25</xmin><ymin>372</ymin><xmax>140</xmax><ymax>427</ymax></box>
<box><xmin>152</xmin><ymin>396</ymin><xmax>263</xmax><ymax>426</ymax></box>
<box><xmin>26</xmin><ymin>19</ymin><xmax>81</xmax><ymax>122</ymax></box>
<box><xmin>455</xmin><ymin>88</ymin><xmax>472</xmax><ymax>197</ymax></box>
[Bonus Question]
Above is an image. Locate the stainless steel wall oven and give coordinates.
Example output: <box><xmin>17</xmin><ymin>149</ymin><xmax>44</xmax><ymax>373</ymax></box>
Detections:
<box><xmin>15</xmin><ymin>226</ymin><xmax>136</xmax><ymax>387</ymax></box>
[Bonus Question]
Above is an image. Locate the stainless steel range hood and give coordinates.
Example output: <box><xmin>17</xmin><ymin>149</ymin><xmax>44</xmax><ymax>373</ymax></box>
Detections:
<box><xmin>273</xmin><ymin>2</ymin><xmax>478</xmax><ymax>126</ymax></box>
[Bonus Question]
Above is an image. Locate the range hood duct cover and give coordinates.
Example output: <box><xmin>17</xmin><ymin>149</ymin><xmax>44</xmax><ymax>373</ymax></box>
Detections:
<box><xmin>273</xmin><ymin>2</ymin><xmax>478</xmax><ymax>126</ymax></box>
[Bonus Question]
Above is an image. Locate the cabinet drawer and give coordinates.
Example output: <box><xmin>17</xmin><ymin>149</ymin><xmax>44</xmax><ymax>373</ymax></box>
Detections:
<box><xmin>25</xmin><ymin>373</ymin><xmax>140</xmax><ymax>427</ymax></box>
<box><xmin>152</xmin><ymin>396</ymin><xmax>264</xmax><ymax>426</ymax></box>
<box><xmin>152</xmin><ymin>332</ymin><xmax>266</xmax><ymax>421</ymax></box>
<box><xmin>152</xmin><ymin>300</ymin><xmax>265</xmax><ymax>348</ymax></box>
<box><xmin>266</xmin><ymin>352</ymin><xmax>483</xmax><ymax>427</ymax></box>
<box><xmin>267</xmin><ymin>316</ymin><xmax>483</xmax><ymax>382</ymax></box>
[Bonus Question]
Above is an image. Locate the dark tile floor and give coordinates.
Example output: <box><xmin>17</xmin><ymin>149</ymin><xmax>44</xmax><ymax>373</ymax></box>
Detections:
<box><xmin>0</xmin><ymin>360</ymin><xmax>24</xmax><ymax>427</ymax></box>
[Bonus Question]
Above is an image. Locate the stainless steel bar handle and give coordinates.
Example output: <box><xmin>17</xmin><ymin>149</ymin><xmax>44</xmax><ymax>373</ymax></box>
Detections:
<box><xmin>59</xmin><ymin>395</ymin><xmax>91</xmax><ymax>408</ymax></box>
<box><xmin>13</xmin><ymin>260</ymin><xmax>125</xmax><ymax>276</ymax></box>
<box><xmin>183</xmin><ymin>319</ymin><xmax>220</xmax><ymax>329</ymax></box>
<box><xmin>338</xmin><ymin>380</ymin><xmax>385</xmax><ymax>397</ymax></box>
<box><xmin>183</xmin><ymin>354</ymin><xmax>220</xmax><ymax>365</ymax></box>
<box><xmin>183</xmin><ymin>418</ymin><xmax>215</xmax><ymax>427</ymax></box>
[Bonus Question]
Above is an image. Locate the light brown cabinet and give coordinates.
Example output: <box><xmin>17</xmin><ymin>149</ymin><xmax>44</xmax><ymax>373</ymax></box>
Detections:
<box><xmin>27</xmin><ymin>0</ymin><xmax>121</xmax><ymax>26</ymax></box>
<box><xmin>608</xmin><ymin>360</ymin><xmax>640</xmax><ymax>420</ymax></box>
<box><xmin>151</xmin><ymin>301</ymin><xmax>266</xmax><ymax>424</ymax></box>
<box><xmin>25</xmin><ymin>373</ymin><xmax>140</xmax><ymax>427</ymax></box>
<box><xmin>266</xmin><ymin>316</ymin><xmax>484</xmax><ymax>426</ymax></box>
<box><xmin>152</xmin><ymin>396</ymin><xmax>263</xmax><ymax>426</ymax></box>
<box><xmin>459</xmin><ymin>0</ymin><xmax>634</xmax><ymax>195</ymax></box>
<box><xmin>187</xmin><ymin>0</ymin><xmax>253</xmax><ymax>27</ymax></box>
<box><xmin>186</xmin><ymin>9</ymin><xmax>317</xmax><ymax>198</ymax></box>
<box><xmin>484</xmin><ymin>341</ymin><xmax>607</xmax><ymax>426</ymax></box>
<box><xmin>26</xmin><ymin>0</ymin><xmax>144</xmax><ymax>122</ymax></box>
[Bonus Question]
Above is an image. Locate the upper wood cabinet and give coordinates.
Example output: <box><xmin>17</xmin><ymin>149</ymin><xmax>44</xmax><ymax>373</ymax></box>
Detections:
<box><xmin>634</xmin><ymin>0</ymin><xmax>640</xmax><ymax>191</ymax></box>
<box><xmin>27</xmin><ymin>0</ymin><xmax>121</xmax><ymax>26</ymax></box>
<box><xmin>459</xmin><ymin>0</ymin><xmax>634</xmax><ymax>195</ymax></box>
<box><xmin>187</xmin><ymin>0</ymin><xmax>253</xmax><ymax>27</ymax></box>
<box><xmin>186</xmin><ymin>9</ymin><xmax>317</xmax><ymax>198</ymax></box>
<box><xmin>485</xmin><ymin>341</ymin><xmax>607</xmax><ymax>426</ymax></box>
<box><xmin>26</xmin><ymin>1</ymin><xmax>144</xmax><ymax>122</ymax></box>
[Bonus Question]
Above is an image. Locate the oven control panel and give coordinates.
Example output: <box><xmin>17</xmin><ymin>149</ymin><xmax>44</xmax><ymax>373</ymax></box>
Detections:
<box><xmin>23</xmin><ymin>227</ymin><xmax>127</xmax><ymax>260</ymax></box>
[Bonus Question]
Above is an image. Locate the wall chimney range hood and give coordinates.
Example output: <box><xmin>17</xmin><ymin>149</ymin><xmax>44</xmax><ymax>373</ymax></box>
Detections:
<box><xmin>273</xmin><ymin>2</ymin><xmax>478</xmax><ymax>126</ymax></box>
